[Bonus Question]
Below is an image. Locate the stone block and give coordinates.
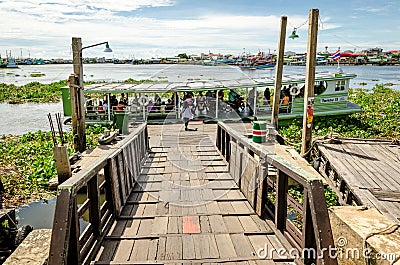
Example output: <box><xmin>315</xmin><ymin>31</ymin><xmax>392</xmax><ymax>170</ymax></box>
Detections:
<box><xmin>4</xmin><ymin>229</ymin><xmax>51</xmax><ymax>265</ymax></box>
<box><xmin>329</xmin><ymin>206</ymin><xmax>400</xmax><ymax>265</ymax></box>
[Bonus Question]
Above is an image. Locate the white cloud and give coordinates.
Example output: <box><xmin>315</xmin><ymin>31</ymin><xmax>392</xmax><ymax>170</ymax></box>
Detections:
<box><xmin>0</xmin><ymin>0</ymin><xmax>392</xmax><ymax>59</ymax></box>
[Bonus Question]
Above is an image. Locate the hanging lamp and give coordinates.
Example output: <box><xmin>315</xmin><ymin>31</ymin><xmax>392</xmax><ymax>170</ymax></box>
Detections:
<box><xmin>288</xmin><ymin>28</ymin><xmax>299</xmax><ymax>39</ymax></box>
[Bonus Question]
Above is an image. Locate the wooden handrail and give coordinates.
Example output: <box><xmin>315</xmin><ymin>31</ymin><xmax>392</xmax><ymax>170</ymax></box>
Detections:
<box><xmin>216</xmin><ymin>122</ymin><xmax>337</xmax><ymax>265</ymax></box>
<box><xmin>48</xmin><ymin>122</ymin><xmax>148</xmax><ymax>265</ymax></box>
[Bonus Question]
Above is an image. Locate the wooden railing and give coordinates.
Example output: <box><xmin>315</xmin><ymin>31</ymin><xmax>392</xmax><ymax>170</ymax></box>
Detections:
<box><xmin>48</xmin><ymin>122</ymin><xmax>148</xmax><ymax>265</ymax></box>
<box><xmin>216</xmin><ymin>122</ymin><xmax>337</xmax><ymax>265</ymax></box>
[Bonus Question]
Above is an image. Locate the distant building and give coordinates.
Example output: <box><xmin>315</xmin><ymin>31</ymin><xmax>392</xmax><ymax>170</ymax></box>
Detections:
<box><xmin>165</xmin><ymin>57</ymin><xmax>180</xmax><ymax>63</ymax></box>
<box><xmin>363</xmin><ymin>47</ymin><xmax>383</xmax><ymax>58</ymax></box>
<box><xmin>96</xmin><ymin>57</ymin><xmax>106</xmax><ymax>63</ymax></box>
<box><xmin>284</xmin><ymin>51</ymin><xmax>296</xmax><ymax>57</ymax></box>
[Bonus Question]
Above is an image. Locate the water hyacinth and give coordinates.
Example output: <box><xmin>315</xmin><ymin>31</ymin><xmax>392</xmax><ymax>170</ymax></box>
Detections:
<box><xmin>0</xmin><ymin>125</ymin><xmax>106</xmax><ymax>207</ymax></box>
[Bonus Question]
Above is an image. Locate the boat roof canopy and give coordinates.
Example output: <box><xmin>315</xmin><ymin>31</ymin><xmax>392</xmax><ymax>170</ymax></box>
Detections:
<box><xmin>79</xmin><ymin>72</ymin><xmax>357</xmax><ymax>94</ymax></box>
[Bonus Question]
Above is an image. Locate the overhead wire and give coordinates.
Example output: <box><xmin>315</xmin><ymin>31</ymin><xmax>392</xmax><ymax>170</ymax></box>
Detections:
<box><xmin>318</xmin><ymin>14</ymin><xmax>362</xmax><ymax>50</ymax></box>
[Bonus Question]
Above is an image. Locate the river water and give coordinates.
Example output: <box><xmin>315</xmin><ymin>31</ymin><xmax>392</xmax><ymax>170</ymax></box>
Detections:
<box><xmin>1</xmin><ymin>64</ymin><xmax>400</xmax><ymax>135</ymax></box>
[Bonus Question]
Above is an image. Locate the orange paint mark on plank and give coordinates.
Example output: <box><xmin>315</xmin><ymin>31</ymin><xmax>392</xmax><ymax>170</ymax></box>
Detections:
<box><xmin>182</xmin><ymin>216</ymin><xmax>201</xmax><ymax>234</ymax></box>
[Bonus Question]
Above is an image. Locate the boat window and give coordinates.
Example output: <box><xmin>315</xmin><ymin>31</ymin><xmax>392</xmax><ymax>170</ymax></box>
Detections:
<box><xmin>314</xmin><ymin>81</ymin><xmax>327</xmax><ymax>95</ymax></box>
<box><xmin>335</xmin><ymin>80</ymin><xmax>346</xmax><ymax>91</ymax></box>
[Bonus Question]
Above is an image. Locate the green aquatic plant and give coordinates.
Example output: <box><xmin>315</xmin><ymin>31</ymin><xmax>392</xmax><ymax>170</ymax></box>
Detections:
<box><xmin>0</xmin><ymin>81</ymin><xmax>68</xmax><ymax>104</ymax></box>
<box><xmin>0</xmin><ymin>79</ymin><xmax>159</xmax><ymax>104</ymax></box>
<box><xmin>0</xmin><ymin>125</ymin><xmax>105</xmax><ymax>206</ymax></box>
<box><xmin>279</xmin><ymin>84</ymin><xmax>400</xmax><ymax>149</ymax></box>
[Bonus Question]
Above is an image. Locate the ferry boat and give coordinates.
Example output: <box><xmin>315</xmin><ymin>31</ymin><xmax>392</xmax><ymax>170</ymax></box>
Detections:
<box><xmin>61</xmin><ymin>70</ymin><xmax>362</xmax><ymax>126</ymax></box>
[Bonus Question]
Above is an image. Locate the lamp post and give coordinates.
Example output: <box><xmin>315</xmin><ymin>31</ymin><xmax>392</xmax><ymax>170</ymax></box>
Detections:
<box><xmin>70</xmin><ymin>37</ymin><xmax>112</xmax><ymax>152</ymax></box>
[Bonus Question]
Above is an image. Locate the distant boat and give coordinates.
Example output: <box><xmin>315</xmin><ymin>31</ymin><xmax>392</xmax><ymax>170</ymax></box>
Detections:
<box><xmin>1</xmin><ymin>50</ymin><xmax>19</xmax><ymax>68</ymax></box>
<box><xmin>239</xmin><ymin>62</ymin><xmax>276</xmax><ymax>70</ymax></box>
<box><xmin>0</xmin><ymin>57</ymin><xmax>19</xmax><ymax>68</ymax></box>
<box><xmin>237</xmin><ymin>52</ymin><xmax>276</xmax><ymax>70</ymax></box>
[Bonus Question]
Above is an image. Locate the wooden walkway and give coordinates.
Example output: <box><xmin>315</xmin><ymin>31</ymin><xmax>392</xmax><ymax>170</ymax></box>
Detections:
<box><xmin>312</xmin><ymin>138</ymin><xmax>400</xmax><ymax>223</ymax></box>
<box><xmin>93</xmin><ymin>123</ymin><xmax>295</xmax><ymax>264</ymax></box>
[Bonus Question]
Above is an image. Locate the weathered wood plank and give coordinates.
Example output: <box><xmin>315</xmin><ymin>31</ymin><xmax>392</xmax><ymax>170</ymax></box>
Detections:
<box><xmin>182</xmin><ymin>235</ymin><xmax>196</xmax><ymax>260</ymax></box>
<box><xmin>129</xmin><ymin>239</ymin><xmax>150</xmax><ymax>261</ymax></box>
<box><xmin>151</xmin><ymin>216</ymin><xmax>169</xmax><ymax>235</ymax></box>
<box><xmin>165</xmin><ymin>236</ymin><xmax>182</xmax><ymax>260</ymax></box>
<box><xmin>230</xmin><ymin>233</ymin><xmax>255</xmax><ymax>258</ymax></box>
<box><xmin>113</xmin><ymin>240</ymin><xmax>134</xmax><ymax>262</ymax></box>
<box><xmin>208</xmin><ymin>215</ymin><xmax>228</xmax><ymax>234</ymax></box>
<box><xmin>214</xmin><ymin>233</ymin><xmax>237</xmax><ymax>259</ymax></box>
<box><xmin>223</xmin><ymin>216</ymin><xmax>244</xmax><ymax>233</ymax></box>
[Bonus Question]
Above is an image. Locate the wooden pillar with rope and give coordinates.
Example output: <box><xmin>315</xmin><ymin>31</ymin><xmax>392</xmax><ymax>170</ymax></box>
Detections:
<box><xmin>271</xmin><ymin>16</ymin><xmax>287</xmax><ymax>128</ymax></box>
<box><xmin>301</xmin><ymin>9</ymin><xmax>319</xmax><ymax>157</ymax></box>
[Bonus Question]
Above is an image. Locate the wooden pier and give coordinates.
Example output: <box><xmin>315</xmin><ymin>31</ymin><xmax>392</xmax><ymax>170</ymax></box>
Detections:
<box><xmin>48</xmin><ymin>122</ymin><xmax>337</xmax><ymax>265</ymax></box>
<box><xmin>311</xmin><ymin>138</ymin><xmax>400</xmax><ymax>223</ymax></box>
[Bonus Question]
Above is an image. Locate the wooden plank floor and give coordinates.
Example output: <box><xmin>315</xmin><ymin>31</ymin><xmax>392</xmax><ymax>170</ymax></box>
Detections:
<box><xmin>316</xmin><ymin>139</ymin><xmax>400</xmax><ymax>223</ymax></box>
<box><xmin>92</xmin><ymin>123</ymin><xmax>295</xmax><ymax>264</ymax></box>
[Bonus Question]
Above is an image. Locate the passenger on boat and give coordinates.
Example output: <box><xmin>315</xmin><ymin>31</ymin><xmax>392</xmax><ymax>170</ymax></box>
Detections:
<box><xmin>116</xmin><ymin>100</ymin><xmax>126</xmax><ymax>111</ymax></box>
<box><xmin>98</xmin><ymin>101</ymin><xmax>104</xmax><ymax>112</ymax></box>
<box><xmin>103</xmin><ymin>100</ymin><xmax>108</xmax><ymax>112</ymax></box>
<box><xmin>154</xmin><ymin>94</ymin><xmax>162</xmax><ymax>105</ymax></box>
<box><xmin>264</xmin><ymin>87</ymin><xmax>271</xmax><ymax>105</ymax></box>
<box><xmin>110</xmin><ymin>95</ymin><xmax>118</xmax><ymax>111</ymax></box>
<box><xmin>120</xmin><ymin>93</ymin><xmax>128</xmax><ymax>105</ymax></box>
<box><xmin>147</xmin><ymin>100</ymin><xmax>155</xmax><ymax>112</ymax></box>
<box><xmin>281</xmin><ymin>95</ymin><xmax>290</xmax><ymax>106</ymax></box>
<box><xmin>314</xmin><ymin>81</ymin><xmax>326</xmax><ymax>95</ymax></box>
<box><xmin>228</xmin><ymin>90</ymin><xmax>244</xmax><ymax>111</ymax></box>
<box><xmin>247</xmin><ymin>88</ymin><xmax>255</xmax><ymax>111</ymax></box>
<box><xmin>218</xmin><ymin>90</ymin><xmax>224</xmax><ymax>100</ymax></box>
<box><xmin>160</xmin><ymin>102</ymin><xmax>166</xmax><ymax>114</ymax></box>
<box><xmin>166</xmin><ymin>99</ymin><xmax>174</xmax><ymax>111</ymax></box>
<box><xmin>98</xmin><ymin>101</ymin><xmax>105</xmax><ymax>120</ymax></box>
<box><xmin>196</xmin><ymin>92</ymin><xmax>207</xmax><ymax>115</ymax></box>
<box><xmin>86</xmin><ymin>100</ymin><xmax>95</xmax><ymax>120</ymax></box>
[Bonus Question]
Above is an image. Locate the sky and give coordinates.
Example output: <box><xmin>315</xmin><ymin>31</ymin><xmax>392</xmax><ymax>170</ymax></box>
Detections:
<box><xmin>0</xmin><ymin>0</ymin><xmax>399</xmax><ymax>59</ymax></box>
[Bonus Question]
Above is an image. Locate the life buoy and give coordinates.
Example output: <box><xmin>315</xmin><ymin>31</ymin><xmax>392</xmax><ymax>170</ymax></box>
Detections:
<box><xmin>138</xmin><ymin>96</ymin><xmax>149</xmax><ymax>106</ymax></box>
<box><xmin>289</xmin><ymin>86</ymin><xmax>300</xmax><ymax>96</ymax></box>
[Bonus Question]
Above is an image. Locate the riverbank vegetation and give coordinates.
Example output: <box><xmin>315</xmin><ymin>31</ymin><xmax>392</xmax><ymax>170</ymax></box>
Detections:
<box><xmin>0</xmin><ymin>79</ymin><xmax>156</xmax><ymax>104</ymax></box>
<box><xmin>0</xmin><ymin>81</ymin><xmax>67</xmax><ymax>104</ymax></box>
<box><xmin>0</xmin><ymin>125</ymin><xmax>105</xmax><ymax>207</ymax></box>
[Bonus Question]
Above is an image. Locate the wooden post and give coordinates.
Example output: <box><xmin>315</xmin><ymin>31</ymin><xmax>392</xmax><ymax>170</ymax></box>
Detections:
<box><xmin>53</xmin><ymin>145</ymin><xmax>72</xmax><ymax>184</ymax></box>
<box><xmin>275</xmin><ymin>170</ymin><xmax>288</xmax><ymax>231</ymax></box>
<box><xmin>301</xmin><ymin>9</ymin><xmax>319</xmax><ymax>156</ymax></box>
<box><xmin>308</xmin><ymin>180</ymin><xmax>337</xmax><ymax>265</ymax></box>
<box><xmin>71</xmin><ymin>37</ymin><xmax>86</xmax><ymax>153</ymax></box>
<box><xmin>271</xmin><ymin>16</ymin><xmax>287</xmax><ymax>128</ymax></box>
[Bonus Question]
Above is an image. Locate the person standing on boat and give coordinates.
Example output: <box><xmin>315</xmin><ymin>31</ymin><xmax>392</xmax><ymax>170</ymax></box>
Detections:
<box><xmin>196</xmin><ymin>92</ymin><xmax>207</xmax><ymax>116</ymax></box>
<box><xmin>264</xmin><ymin>87</ymin><xmax>271</xmax><ymax>105</ymax></box>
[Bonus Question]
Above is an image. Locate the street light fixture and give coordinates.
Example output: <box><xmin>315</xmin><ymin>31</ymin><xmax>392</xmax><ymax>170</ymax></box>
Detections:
<box><xmin>70</xmin><ymin>37</ymin><xmax>112</xmax><ymax>152</ymax></box>
<box><xmin>288</xmin><ymin>28</ymin><xmax>299</xmax><ymax>39</ymax></box>
<box><xmin>82</xmin><ymin>41</ymin><xmax>113</xmax><ymax>52</ymax></box>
